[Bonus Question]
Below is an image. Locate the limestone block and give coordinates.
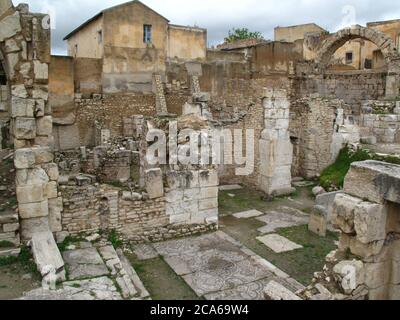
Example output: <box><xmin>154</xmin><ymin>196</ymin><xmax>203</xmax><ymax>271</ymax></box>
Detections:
<box><xmin>3</xmin><ymin>223</ymin><xmax>19</xmax><ymax>232</ymax></box>
<box><xmin>192</xmin><ymin>92</ymin><xmax>210</xmax><ymax>103</ymax></box>
<box><xmin>332</xmin><ymin>193</ymin><xmax>362</xmax><ymax>233</ymax></box>
<box><xmin>11</xmin><ymin>97</ymin><xmax>34</xmax><ymax>118</ymax></box>
<box><xmin>32</xmin><ymin>146</ymin><xmax>54</xmax><ymax>164</ymax></box>
<box><xmin>16</xmin><ymin>167</ymin><xmax>49</xmax><ymax>186</ymax></box>
<box><xmin>32</xmin><ymin>88</ymin><xmax>49</xmax><ymax>101</ymax></box>
<box><xmin>36</xmin><ymin>116</ymin><xmax>52</xmax><ymax>136</ymax></box>
<box><xmin>199</xmin><ymin>198</ymin><xmax>218</xmax><ymax>211</ymax></box>
<box><xmin>344</xmin><ymin>161</ymin><xmax>400</xmax><ymax>204</ymax></box>
<box><xmin>44</xmin><ymin>181</ymin><xmax>58</xmax><ymax>199</ymax></box>
<box><xmin>166</xmin><ymin>201</ymin><xmax>198</xmax><ymax>218</ymax></box>
<box><xmin>390</xmin><ymin>261</ymin><xmax>400</xmax><ymax>285</ymax></box>
<box><xmin>48</xmin><ymin>197</ymin><xmax>63</xmax><ymax>233</ymax></box>
<box><xmin>33</xmin><ymin>61</ymin><xmax>48</xmax><ymax>80</ymax></box>
<box><xmin>354</xmin><ymin>202</ymin><xmax>387</xmax><ymax>244</ymax></box>
<box><xmin>14</xmin><ymin>148</ymin><xmax>35</xmax><ymax>169</ymax></box>
<box><xmin>165</xmin><ymin>190</ymin><xmax>184</xmax><ymax>203</ymax></box>
<box><xmin>169</xmin><ymin>213</ymin><xmax>190</xmax><ymax>225</ymax></box>
<box><xmin>34</xmin><ymin>135</ymin><xmax>55</xmax><ymax>148</ymax></box>
<box><xmin>14</xmin><ymin>117</ymin><xmax>36</xmax><ymax>139</ymax></box>
<box><xmin>349</xmin><ymin>238</ymin><xmax>385</xmax><ymax>259</ymax></box>
<box><xmin>20</xmin><ymin>217</ymin><xmax>50</xmax><ymax>240</ymax></box>
<box><xmin>19</xmin><ymin>200</ymin><xmax>49</xmax><ymax>219</ymax></box>
<box><xmin>264</xmin><ymin>280</ymin><xmax>302</xmax><ymax>300</ymax></box>
<box><xmin>365</xmin><ymin>262</ymin><xmax>390</xmax><ymax>289</ymax></box>
<box><xmin>11</xmin><ymin>84</ymin><xmax>28</xmax><ymax>98</ymax></box>
<box><xmin>41</xmin><ymin>163</ymin><xmax>59</xmax><ymax>181</ymax></box>
<box><xmin>16</xmin><ymin>184</ymin><xmax>44</xmax><ymax>204</ymax></box>
<box><xmin>316</xmin><ymin>191</ymin><xmax>343</xmax><ymax>222</ymax></box>
<box><xmin>333</xmin><ymin>260</ymin><xmax>365</xmax><ymax>293</ymax></box>
<box><xmin>183</xmin><ymin>188</ymin><xmax>200</xmax><ymax>201</ymax></box>
<box><xmin>0</xmin><ymin>12</ymin><xmax>21</xmax><ymax>42</ymax></box>
<box><xmin>56</xmin><ymin>124</ymin><xmax>80</xmax><ymax>150</ymax></box>
<box><xmin>182</xmin><ymin>102</ymin><xmax>201</xmax><ymax>116</ymax></box>
<box><xmin>31</xmin><ymin>231</ymin><xmax>65</xmax><ymax>279</ymax></box>
<box><xmin>35</xmin><ymin>99</ymin><xmax>45</xmax><ymax>117</ymax></box>
<box><xmin>144</xmin><ymin>168</ymin><xmax>164</xmax><ymax>199</ymax></box>
<box><xmin>200</xmin><ymin>186</ymin><xmax>218</xmax><ymax>199</ymax></box>
<box><xmin>191</xmin><ymin>209</ymin><xmax>218</xmax><ymax>225</ymax></box>
<box><xmin>308</xmin><ymin>206</ymin><xmax>327</xmax><ymax>237</ymax></box>
<box><xmin>199</xmin><ymin>169</ymin><xmax>218</xmax><ymax>187</ymax></box>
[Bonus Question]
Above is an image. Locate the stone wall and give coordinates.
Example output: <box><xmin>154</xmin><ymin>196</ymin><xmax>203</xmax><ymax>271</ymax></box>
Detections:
<box><xmin>360</xmin><ymin>101</ymin><xmax>400</xmax><ymax>144</ymax></box>
<box><xmin>60</xmin><ymin>178</ymin><xmax>217</xmax><ymax>243</ymax></box>
<box><xmin>305</xmin><ymin>161</ymin><xmax>400</xmax><ymax>300</ymax></box>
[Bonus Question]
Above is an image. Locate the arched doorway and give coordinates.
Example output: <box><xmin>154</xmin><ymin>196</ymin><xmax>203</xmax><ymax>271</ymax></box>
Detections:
<box><xmin>315</xmin><ymin>26</ymin><xmax>400</xmax><ymax>98</ymax></box>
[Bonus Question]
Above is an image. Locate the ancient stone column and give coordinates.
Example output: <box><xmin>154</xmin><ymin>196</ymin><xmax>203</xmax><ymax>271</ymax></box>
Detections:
<box><xmin>258</xmin><ymin>88</ymin><xmax>294</xmax><ymax>196</ymax></box>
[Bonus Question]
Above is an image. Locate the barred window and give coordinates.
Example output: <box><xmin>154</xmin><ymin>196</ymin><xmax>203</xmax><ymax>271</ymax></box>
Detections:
<box><xmin>143</xmin><ymin>25</ymin><xmax>152</xmax><ymax>44</ymax></box>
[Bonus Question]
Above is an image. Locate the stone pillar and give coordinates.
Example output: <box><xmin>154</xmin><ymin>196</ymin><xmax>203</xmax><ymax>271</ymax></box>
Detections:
<box><xmin>386</xmin><ymin>59</ymin><xmax>400</xmax><ymax>99</ymax></box>
<box><xmin>152</xmin><ymin>74</ymin><xmax>168</xmax><ymax>115</ymax></box>
<box><xmin>0</xmin><ymin>7</ymin><xmax>61</xmax><ymax>241</ymax></box>
<box><xmin>259</xmin><ymin>88</ymin><xmax>294</xmax><ymax>197</ymax></box>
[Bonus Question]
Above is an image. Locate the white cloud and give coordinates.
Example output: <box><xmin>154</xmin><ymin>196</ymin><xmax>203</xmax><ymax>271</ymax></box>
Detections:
<box><xmin>20</xmin><ymin>0</ymin><xmax>400</xmax><ymax>55</ymax></box>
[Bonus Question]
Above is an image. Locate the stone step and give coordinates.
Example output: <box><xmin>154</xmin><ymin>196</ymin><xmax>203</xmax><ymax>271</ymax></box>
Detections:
<box><xmin>117</xmin><ymin>249</ymin><xmax>150</xmax><ymax>299</ymax></box>
<box><xmin>264</xmin><ymin>280</ymin><xmax>302</xmax><ymax>300</ymax></box>
<box><xmin>0</xmin><ymin>247</ymin><xmax>21</xmax><ymax>257</ymax></box>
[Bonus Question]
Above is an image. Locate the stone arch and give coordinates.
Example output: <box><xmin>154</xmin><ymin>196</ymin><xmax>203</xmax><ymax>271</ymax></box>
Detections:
<box><xmin>316</xmin><ymin>26</ymin><xmax>400</xmax><ymax>98</ymax></box>
<box><xmin>316</xmin><ymin>26</ymin><xmax>399</xmax><ymax>67</ymax></box>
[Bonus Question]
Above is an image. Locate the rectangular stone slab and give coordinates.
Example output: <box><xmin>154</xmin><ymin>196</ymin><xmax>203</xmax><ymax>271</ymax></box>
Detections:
<box><xmin>31</xmin><ymin>231</ymin><xmax>65</xmax><ymax>273</ymax></box>
<box><xmin>233</xmin><ymin>210</ymin><xmax>264</xmax><ymax>219</ymax></box>
<box><xmin>256</xmin><ymin>234</ymin><xmax>303</xmax><ymax>253</ymax></box>
<box><xmin>219</xmin><ymin>185</ymin><xmax>243</xmax><ymax>191</ymax></box>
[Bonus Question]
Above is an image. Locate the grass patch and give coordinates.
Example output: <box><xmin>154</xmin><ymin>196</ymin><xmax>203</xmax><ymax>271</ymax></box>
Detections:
<box><xmin>320</xmin><ymin>146</ymin><xmax>400</xmax><ymax>191</ymax></box>
<box><xmin>0</xmin><ymin>246</ymin><xmax>40</xmax><ymax>277</ymax></box>
<box><xmin>126</xmin><ymin>254</ymin><xmax>201</xmax><ymax>300</ymax></box>
<box><xmin>108</xmin><ymin>230</ymin><xmax>123</xmax><ymax>249</ymax></box>
<box><xmin>58</xmin><ymin>235</ymin><xmax>85</xmax><ymax>252</ymax></box>
<box><xmin>0</xmin><ymin>241</ymin><xmax>14</xmax><ymax>248</ymax></box>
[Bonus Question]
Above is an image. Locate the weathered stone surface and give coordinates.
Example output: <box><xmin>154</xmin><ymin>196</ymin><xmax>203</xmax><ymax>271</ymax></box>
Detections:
<box><xmin>333</xmin><ymin>260</ymin><xmax>365</xmax><ymax>293</ymax></box>
<box><xmin>31</xmin><ymin>231</ymin><xmax>65</xmax><ymax>279</ymax></box>
<box><xmin>344</xmin><ymin>161</ymin><xmax>400</xmax><ymax>205</ymax></box>
<box><xmin>257</xmin><ymin>234</ymin><xmax>303</xmax><ymax>253</ymax></box>
<box><xmin>63</xmin><ymin>248</ymin><xmax>109</xmax><ymax>280</ymax></box>
<box><xmin>33</xmin><ymin>60</ymin><xmax>48</xmax><ymax>80</ymax></box>
<box><xmin>48</xmin><ymin>197</ymin><xmax>62</xmax><ymax>232</ymax></box>
<box><xmin>308</xmin><ymin>206</ymin><xmax>327</xmax><ymax>237</ymax></box>
<box><xmin>14</xmin><ymin>117</ymin><xmax>36</xmax><ymax>139</ymax></box>
<box><xmin>264</xmin><ymin>280</ymin><xmax>302</xmax><ymax>300</ymax></box>
<box><xmin>233</xmin><ymin>210</ymin><xmax>264</xmax><ymax>219</ymax></box>
<box><xmin>144</xmin><ymin>168</ymin><xmax>164</xmax><ymax>199</ymax></box>
<box><xmin>354</xmin><ymin>202</ymin><xmax>387</xmax><ymax>244</ymax></box>
<box><xmin>16</xmin><ymin>167</ymin><xmax>49</xmax><ymax>186</ymax></box>
<box><xmin>14</xmin><ymin>148</ymin><xmax>35</xmax><ymax>169</ymax></box>
<box><xmin>256</xmin><ymin>207</ymin><xmax>309</xmax><ymax>233</ymax></box>
<box><xmin>11</xmin><ymin>97</ymin><xmax>34</xmax><ymax>118</ymax></box>
<box><xmin>0</xmin><ymin>12</ymin><xmax>21</xmax><ymax>42</ymax></box>
<box><xmin>32</xmin><ymin>146</ymin><xmax>54</xmax><ymax>164</ymax></box>
<box><xmin>332</xmin><ymin>193</ymin><xmax>362</xmax><ymax>234</ymax></box>
<box><xmin>41</xmin><ymin>163</ymin><xmax>59</xmax><ymax>181</ymax></box>
<box><xmin>44</xmin><ymin>181</ymin><xmax>58</xmax><ymax>199</ymax></box>
<box><xmin>20</xmin><ymin>217</ymin><xmax>50</xmax><ymax>240</ymax></box>
<box><xmin>16</xmin><ymin>184</ymin><xmax>44</xmax><ymax>204</ymax></box>
<box><xmin>36</xmin><ymin>116</ymin><xmax>52</xmax><ymax>136</ymax></box>
<box><xmin>19</xmin><ymin>200</ymin><xmax>49</xmax><ymax>219</ymax></box>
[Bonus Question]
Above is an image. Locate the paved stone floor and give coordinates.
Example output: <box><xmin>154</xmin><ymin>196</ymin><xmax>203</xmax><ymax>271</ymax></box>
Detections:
<box><xmin>152</xmin><ymin>231</ymin><xmax>304</xmax><ymax>300</ymax></box>
<box><xmin>256</xmin><ymin>206</ymin><xmax>309</xmax><ymax>234</ymax></box>
<box><xmin>20</xmin><ymin>242</ymin><xmax>150</xmax><ymax>300</ymax></box>
<box><xmin>256</xmin><ymin>234</ymin><xmax>303</xmax><ymax>253</ymax></box>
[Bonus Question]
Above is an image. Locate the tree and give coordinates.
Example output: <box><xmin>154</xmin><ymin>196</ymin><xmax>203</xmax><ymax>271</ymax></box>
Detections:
<box><xmin>224</xmin><ymin>28</ymin><xmax>264</xmax><ymax>43</ymax></box>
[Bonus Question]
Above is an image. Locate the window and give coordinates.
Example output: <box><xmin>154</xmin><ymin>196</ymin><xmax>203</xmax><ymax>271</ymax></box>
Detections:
<box><xmin>143</xmin><ymin>24</ymin><xmax>152</xmax><ymax>44</ymax></box>
<box><xmin>364</xmin><ymin>59</ymin><xmax>372</xmax><ymax>69</ymax></box>
<box><xmin>345</xmin><ymin>52</ymin><xmax>353</xmax><ymax>64</ymax></box>
<box><xmin>97</xmin><ymin>30</ymin><xmax>103</xmax><ymax>44</ymax></box>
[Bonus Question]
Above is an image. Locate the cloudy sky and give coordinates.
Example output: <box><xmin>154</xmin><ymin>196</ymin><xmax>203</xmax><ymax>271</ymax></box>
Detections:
<box><xmin>21</xmin><ymin>0</ymin><xmax>400</xmax><ymax>55</ymax></box>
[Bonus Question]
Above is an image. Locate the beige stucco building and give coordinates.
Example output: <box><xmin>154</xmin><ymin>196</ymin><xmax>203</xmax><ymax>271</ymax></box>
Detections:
<box><xmin>64</xmin><ymin>0</ymin><xmax>207</xmax><ymax>93</ymax></box>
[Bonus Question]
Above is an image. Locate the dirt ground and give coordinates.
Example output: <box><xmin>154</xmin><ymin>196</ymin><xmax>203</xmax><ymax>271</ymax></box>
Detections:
<box><xmin>0</xmin><ymin>262</ymin><xmax>40</xmax><ymax>300</ymax></box>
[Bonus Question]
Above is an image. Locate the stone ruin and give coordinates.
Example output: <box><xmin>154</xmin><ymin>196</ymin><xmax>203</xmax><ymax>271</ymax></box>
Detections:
<box><xmin>0</xmin><ymin>1</ymin><xmax>400</xmax><ymax>300</ymax></box>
